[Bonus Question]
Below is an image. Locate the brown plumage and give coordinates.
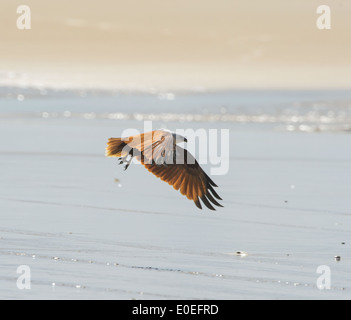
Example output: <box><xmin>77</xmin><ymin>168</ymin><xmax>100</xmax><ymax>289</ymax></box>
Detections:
<box><xmin>106</xmin><ymin>129</ymin><xmax>223</xmax><ymax>210</ymax></box>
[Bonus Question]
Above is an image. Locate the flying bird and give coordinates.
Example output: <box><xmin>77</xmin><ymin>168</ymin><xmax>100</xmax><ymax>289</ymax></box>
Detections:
<box><xmin>106</xmin><ymin>129</ymin><xmax>223</xmax><ymax>210</ymax></box>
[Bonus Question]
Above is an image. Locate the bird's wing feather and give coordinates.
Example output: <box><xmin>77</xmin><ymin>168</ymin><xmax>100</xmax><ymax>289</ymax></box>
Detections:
<box><xmin>141</xmin><ymin>145</ymin><xmax>223</xmax><ymax>210</ymax></box>
<box><xmin>125</xmin><ymin>130</ymin><xmax>175</xmax><ymax>165</ymax></box>
<box><xmin>117</xmin><ymin>131</ymin><xmax>222</xmax><ymax>210</ymax></box>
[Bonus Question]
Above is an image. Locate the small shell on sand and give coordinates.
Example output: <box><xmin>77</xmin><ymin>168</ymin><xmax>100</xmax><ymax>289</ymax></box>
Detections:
<box><xmin>235</xmin><ymin>251</ymin><xmax>248</xmax><ymax>257</ymax></box>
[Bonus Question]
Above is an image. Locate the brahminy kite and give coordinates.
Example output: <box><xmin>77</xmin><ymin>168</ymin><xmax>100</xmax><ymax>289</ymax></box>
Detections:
<box><xmin>106</xmin><ymin>129</ymin><xmax>223</xmax><ymax>210</ymax></box>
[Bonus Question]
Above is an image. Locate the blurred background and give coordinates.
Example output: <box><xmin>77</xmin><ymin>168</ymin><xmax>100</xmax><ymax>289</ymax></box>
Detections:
<box><xmin>1</xmin><ymin>0</ymin><xmax>351</xmax><ymax>300</ymax></box>
<box><xmin>1</xmin><ymin>0</ymin><xmax>351</xmax><ymax>90</ymax></box>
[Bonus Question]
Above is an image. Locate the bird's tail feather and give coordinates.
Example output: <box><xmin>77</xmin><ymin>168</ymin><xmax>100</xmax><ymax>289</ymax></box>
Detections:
<box><xmin>106</xmin><ymin>138</ymin><xmax>128</xmax><ymax>157</ymax></box>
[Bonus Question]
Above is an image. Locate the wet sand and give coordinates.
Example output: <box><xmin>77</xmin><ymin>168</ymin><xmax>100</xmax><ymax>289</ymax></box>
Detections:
<box><xmin>0</xmin><ymin>90</ymin><xmax>350</xmax><ymax>299</ymax></box>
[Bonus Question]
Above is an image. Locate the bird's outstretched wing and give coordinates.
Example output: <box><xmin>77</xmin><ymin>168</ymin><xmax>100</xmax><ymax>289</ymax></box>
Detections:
<box><xmin>140</xmin><ymin>145</ymin><xmax>223</xmax><ymax>210</ymax></box>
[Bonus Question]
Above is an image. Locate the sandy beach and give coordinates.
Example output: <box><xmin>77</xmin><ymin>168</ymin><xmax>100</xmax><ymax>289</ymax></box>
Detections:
<box><xmin>0</xmin><ymin>89</ymin><xmax>350</xmax><ymax>300</ymax></box>
<box><xmin>1</xmin><ymin>0</ymin><xmax>351</xmax><ymax>301</ymax></box>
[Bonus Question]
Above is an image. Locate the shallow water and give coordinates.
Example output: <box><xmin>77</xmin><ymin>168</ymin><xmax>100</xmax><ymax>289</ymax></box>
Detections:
<box><xmin>1</xmin><ymin>88</ymin><xmax>351</xmax><ymax>131</ymax></box>
<box><xmin>0</xmin><ymin>89</ymin><xmax>350</xmax><ymax>299</ymax></box>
